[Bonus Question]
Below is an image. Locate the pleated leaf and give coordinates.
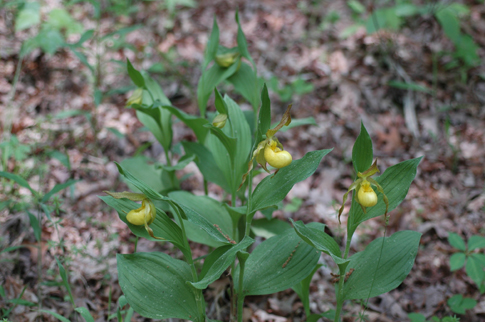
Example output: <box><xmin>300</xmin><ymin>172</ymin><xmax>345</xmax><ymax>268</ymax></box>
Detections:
<box><xmin>251</xmin><ymin>149</ymin><xmax>332</xmax><ymax>213</ymax></box>
<box><xmin>343</xmin><ymin>230</ymin><xmax>421</xmax><ymax>300</ymax></box>
<box><xmin>117</xmin><ymin>252</ymin><xmax>201</xmax><ymax>321</ymax></box>
<box><xmin>233</xmin><ymin>228</ymin><xmax>320</xmax><ymax>295</ymax></box>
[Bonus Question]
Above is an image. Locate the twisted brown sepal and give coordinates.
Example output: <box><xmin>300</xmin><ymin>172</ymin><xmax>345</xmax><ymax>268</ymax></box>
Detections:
<box><xmin>104</xmin><ymin>191</ymin><xmax>146</xmax><ymax>201</ymax></box>
<box><xmin>266</xmin><ymin>104</ymin><xmax>292</xmax><ymax>139</ymax></box>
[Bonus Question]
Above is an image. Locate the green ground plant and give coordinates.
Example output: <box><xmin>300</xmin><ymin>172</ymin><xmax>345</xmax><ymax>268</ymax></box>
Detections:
<box><xmin>341</xmin><ymin>0</ymin><xmax>479</xmax><ymax>74</ymax></box>
<box><xmin>100</xmin><ymin>13</ymin><xmax>422</xmax><ymax>322</ymax></box>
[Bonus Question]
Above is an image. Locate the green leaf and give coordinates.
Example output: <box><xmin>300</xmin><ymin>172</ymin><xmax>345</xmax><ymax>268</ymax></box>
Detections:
<box><xmin>182</xmin><ymin>141</ymin><xmax>230</xmax><ymax>191</ymax></box>
<box><xmin>291</xmin><ymin>220</ymin><xmax>341</xmax><ymax>258</ymax></box>
<box><xmin>42</xmin><ymin>179</ymin><xmax>79</xmax><ymax>203</ymax></box>
<box><xmin>39</xmin><ymin>309</ymin><xmax>71</xmax><ymax>322</ymax></box>
<box><xmin>468</xmin><ymin>235</ymin><xmax>485</xmax><ymax>251</ymax></box>
<box><xmin>447</xmin><ymin>294</ymin><xmax>477</xmax><ymax>314</ymax></box>
<box><xmin>46</xmin><ymin>8</ymin><xmax>83</xmax><ymax>35</ymax></box>
<box><xmin>192</xmin><ymin>236</ymin><xmax>253</xmax><ymax>289</ymax></box>
<box><xmin>169</xmin><ymin>191</ymin><xmax>234</xmax><ymax>246</ymax></box>
<box><xmin>202</xmin><ymin>15</ymin><xmax>219</xmax><ymax>70</ymax></box>
<box><xmin>257</xmin><ymin>84</ymin><xmax>271</xmax><ymax>142</ymax></box>
<box><xmin>126</xmin><ymin>59</ymin><xmax>145</xmax><ymax>88</ymax></box>
<box><xmin>227</xmin><ymin>62</ymin><xmax>260</xmax><ymax>110</ymax></box>
<box><xmin>251</xmin><ymin>218</ymin><xmax>291</xmax><ymax>239</ymax></box>
<box><xmin>0</xmin><ymin>171</ymin><xmax>36</xmax><ymax>196</ymax></box>
<box><xmin>214</xmin><ymin>88</ymin><xmax>228</xmax><ymax>114</ymax></box>
<box><xmin>275</xmin><ymin>117</ymin><xmax>317</xmax><ymax>132</ymax></box>
<box><xmin>347</xmin><ymin>0</ymin><xmax>365</xmax><ymax>14</ymax></box>
<box><xmin>56</xmin><ymin>257</ymin><xmax>75</xmax><ymax>305</ymax></box>
<box><xmin>119</xmin><ymin>155</ymin><xmax>173</xmax><ymax>194</ymax></box>
<box><xmin>158</xmin><ymin>154</ymin><xmax>195</xmax><ymax>172</ymax></box>
<box><xmin>74</xmin><ymin>307</ymin><xmax>94</xmax><ymax>322</ymax></box>
<box><xmin>352</xmin><ymin>122</ymin><xmax>373</xmax><ymax>173</ymax></box>
<box><xmin>27</xmin><ymin>211</ymin><xmax>41</xmax><ymax>242</ymax></box>
<box><xmin>347</xmin><ymin>157</ymin><xmax>422</xmax><ymax>236</ymax></box>
<box><xmin>449</xmin><ymin>253</ymin><xmax>466</xmax><ymax>271</ymax></box>
<box><xmin>99</xmin><ymin>196</ymin><xmax>186</xmax><ymax>250</ymax></box>
<box><xmin>117</xmin><ymin>252</ymin><xmax>200</xmax><ymax>321</ymax></box>
<box><xmin>15</xmin><ymin>2</ymin><xmax>40</xmax><ymax>31</ymax></box>
<box><xmin>292</xmin><ymin>263</ymin><xmax>322</xmax><ymax>316</ymax></box>
<box><xmin>435</xmin><ymin>7</ymin><xmax>461</xmax><ymax>44</ymax></box>
<box><xmin>136</xmin><ymin>77</ymin><xmax>172</xmax><ymax>152</ymax></box>
<box><xmin>235</xmin><ymin>11</ymin><xmax>256</xmax><ymax>69</ymax></box>
<box><xmin>38</xmin><ymin>26</ymin><xmax>65</xmax><ymax>55</ymax></box>
<box><xmin>251</xmin><ymin>149</ymin><xmax>332</xmax><ymax>212</ymax></box>
<box><xmin>197</xmin><ymin>61</ymin><xmax>240</xmax><ymax>116</ymax></box>
<box><xmin>233</xmin><ymin>228</ymin><xmax>320</xmax><ymax>296</ymax></box>
<box><xmin>343</xmin><ymin>230</ymin><xmax>421</xmax><ymax>300</ymax></box>
<box><xmin>307</xmin><ymin>311</ymin><xmax>335</xmax><ymax>322</ymax></box>
<box><xmin>466</xmin><ymin>254</ymin><xmax>485</xmax><ymax>289</ymax></box>
<box><xmin>448</xmin><ymin>232</ymin><xmax>466</xmax><ymax>251</ymax></box>
<box><xmin>205</xmin><ymin>95</ymin><xmax>251</xmax><ymax>194</ymax></box>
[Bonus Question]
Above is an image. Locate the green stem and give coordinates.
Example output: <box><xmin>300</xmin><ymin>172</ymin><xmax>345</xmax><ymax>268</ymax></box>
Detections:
<box><xmin>203</xmin><ymin>179</ymin><xmax>208</xmax><ymax>196</ymax></box>
<box><xmin>237</xmin><ymin>259</ymin><xmax>246</xmax><ymax>322</ymax></box>
<box><xmin>171</xmin><ymin>203</ymin><xmax>205</xmax><ymax>321</ymax></box>
<box><xmin>244</xmin><ymin>169</ymin><xmax>253</xmax><ymax>237</ymax></box>
<box><xmin>334</xmin><ymin>275</ymin><xmax>345</xmax><ymax>322</ymax></box>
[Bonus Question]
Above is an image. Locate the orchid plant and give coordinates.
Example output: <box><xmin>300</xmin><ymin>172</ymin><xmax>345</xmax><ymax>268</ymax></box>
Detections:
<box><xmin>101</xmin><ymin>13</ymin><xmax>422</xmax><ymax>322</ymax></box>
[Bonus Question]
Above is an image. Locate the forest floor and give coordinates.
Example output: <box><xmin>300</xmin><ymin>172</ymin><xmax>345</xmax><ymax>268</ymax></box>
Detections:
<box><xmin>1</xmin><ymin>0</ymin><xmax>484</xmax><ymax>321</ymax></box>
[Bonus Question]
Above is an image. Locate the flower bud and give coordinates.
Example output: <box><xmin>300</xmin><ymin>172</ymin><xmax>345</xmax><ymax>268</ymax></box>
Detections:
<box><xmin>264</xmin><ymin>140</ymin><xmax>292</xmax><ymax>169</ymax></box>
<box><xmin>215</xmin><ymin>52</ymin><xmax>239</xmax><ymax>68</ymax></box>
<box><xmin>126</xmin><ymin>199</ymin><xmax>156</xmax><ymax>226</ymax></box>
<box><xmin>212</xmin><ymin>113</ymin><xmax>227</xmax><ymax>129</ymax></box>
<box><xmin>357</xmin><ymin>181</ymin><xmax>378</xmax><ymax>207</ymax></box>
<box><xmin>126</xmin><ymin>88</ymin><xmax>143</xmax><ymax>106</ymax></box>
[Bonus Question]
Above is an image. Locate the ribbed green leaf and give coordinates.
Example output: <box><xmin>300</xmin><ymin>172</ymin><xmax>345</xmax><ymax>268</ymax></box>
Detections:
<box><xmin>449</xmin><ymin>253</ymin><xmax>466</xmax><ymax>271</ymax></box>
<box><xmin>182</xmin><ymin>141</ymin><xmax>230</xmax><ymax>191</ymax></box>
<box><xmin>169</xmin><ymin>191</ymin><xmax>233</xmax><ymax>246</ymax></box>
<box><xmin>448</xmin><ymin>232</ymin><xmax>466</xmax><ymax>251</ymax></box>
<box><xmin>0</xmin><ymin>171</ymin><xmax>36</xmax><ymax>196</ymax></box>
<box><xmin>257</xmin><ymin>84</ymin><xmax>271</xmax><ymax>142</ymax></box>
<box><xmin>162</xmin><ymin>105</ymin><xmax>209</xmax><ymax>143</ymax></box>
<box><xmin>99</xmin><ymin>195</ymin><xmax>186</xmax><ymax>250</ymax></box>
<box><xmin>234</xmin><ymin>228</ymin><xmax>320</xmax><ymax>295</ymax></box>
<box><xmin>205</xmin><ymin>95</ymin><xmax>251</xmax><ymax>194</ymax></box>
<box><xmin>343</xmin><ymin>230</ymin><xmax>421</xmax><ymax>300</ymax></box>
<box><xmin>466</xmin><ymin>254</ymin><xmax>485</xmax><ymax>289</ymax></box>
<box><xmin>468</xmin><ymin>235</ymin><xmax>485</xmax><ymax>251</ymax></box>
<box><xmin>202</xmin><ymin>16</ymin><xmax>219</xmax><ymax>70</ymax></box>
<box><xmin>227</xmin><ymin>62</ymin><xmax>260</xmax><ymax>110</ymax></box>
<box><xmin>192</xmin><ymin>236</ymin><xmax>253</xmax><ymax>289</ymax></box>
<box><xmin>117</xmin><ymin>252</ymin><xmax>200</xmax><ymax>321</ymax></box>
<box><xmin>197</xmin><ymin>61</ymin><xmax>240</xmax><ymax>116</ymax></box>
<box><xmin>291</xmin><ymin>220</ymin><xmax>341</xmax><ymax>258</ymax></box>
<box><xmin>352</xmin><ymin>122</ymin><xmax>373</xmax><ymax>173</ymax></box>
<box><xmin>251</xmin><ymin>149</ymin><xmax>332</xmax><ymax>212</ymax></box>
<box><xmin>126</xmin><ymin>59</ymin><xmax>145</xmax><ymax>88</ymax></box>
<box><xmin>347</xmin><ymin>157</ymin><xmax>422</xmax><ymax>236</ymax></box>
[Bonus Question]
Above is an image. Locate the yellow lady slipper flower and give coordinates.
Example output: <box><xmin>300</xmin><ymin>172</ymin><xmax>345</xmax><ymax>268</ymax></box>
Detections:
<box><xmin>338</xmin><ymin>160</ymin><xmax>389</xmax><ymax>223</ymax></box>
<box><xmin>126</xmin><ymin>199</ymin><xmax>156</xmax><ymax>226</ymax></box>
<box><xmin>104</xmin><ymin>191</ymin><xmax>164</xmax><ymax>240</ymax></box>
<box><xmin>240</xmin><ymin>105</ymin><xmax>293</xmax><ymax>188</ymax></box>
<box><xmin>264</xmin><ymin>139</ymin><xmax>292</xmax><ymax>169</ymax></box>
<box><xmin>126</xmin><ymin>88</ymin><xmax>143</xmax><ymax>106</ymax></box>
<box><xmin>212</xmin><ymin>113</ymin><xmax>228</xmax><ymax>129</ymax></box>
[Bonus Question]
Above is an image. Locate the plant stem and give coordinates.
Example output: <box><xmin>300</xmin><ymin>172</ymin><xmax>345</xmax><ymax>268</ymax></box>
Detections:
<box><xmin>171</xmin><ymin>202</ymin><xmax>205</xmax><ymax>321</ymax></box>
<box><xmin>334</xmin><ymin>275</ymin><xmax>345</xmax><ymax>322</ymax></box>
<box><xmin>237</xmin><ymin>259</ymin><xmax>246</xmax><ymax>322</ymax></box>
<box><xmin>244</xmin><ymin>169</ymin><xmax>253</xmax><ymax>237</ymax></box>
